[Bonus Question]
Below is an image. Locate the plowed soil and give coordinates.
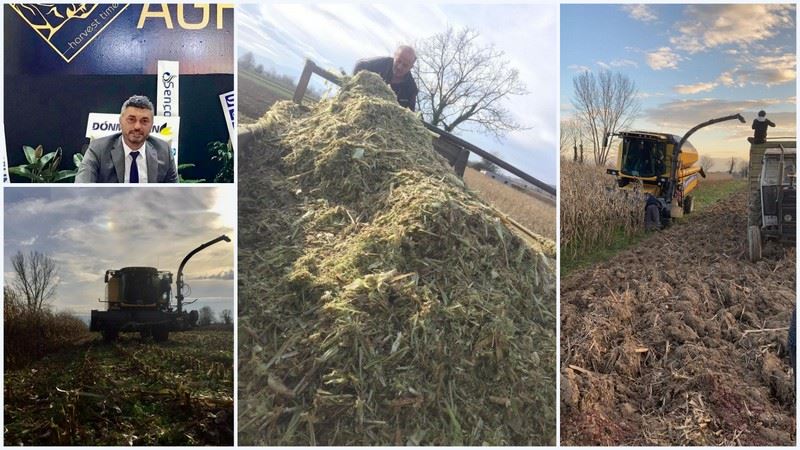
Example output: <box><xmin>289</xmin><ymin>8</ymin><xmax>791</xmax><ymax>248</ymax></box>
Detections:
<box><xmin>561</xmin><ymin>190</ymin><xmax>796</xmax><ymax>446</ymax></box>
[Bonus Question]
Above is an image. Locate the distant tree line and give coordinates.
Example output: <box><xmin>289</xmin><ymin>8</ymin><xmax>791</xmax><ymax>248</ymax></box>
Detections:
<box><xmin>239</xmin><ymin>51</ymin><xmax>322</xmax><ymax>99</ymax></box>
<box><xmin>198</xmin><ymin>306</ymin><xmax>232</xmax><ymax>326</ymax></box>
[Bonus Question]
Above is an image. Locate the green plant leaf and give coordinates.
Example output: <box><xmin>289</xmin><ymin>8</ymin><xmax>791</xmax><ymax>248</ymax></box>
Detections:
<box><xmin>73</xmin><ymin>153</ymin><xmax>84</xmax><ymax>168</ymax></box>
<box><xmin>8</xmin><ymin>166</ymin><xmax>33</xmax><ymax>179</ymax></box>
<box><xmin>22</xmin><ymin>146</ymin><xmax>37</xmax><ymax>165</ymax></box>
<box><xmin>52</xmin><ymin>170</ymin><xmax>78</xmax><ymax>182</ymax></box>
<box><xmin>39</xmin><ymin>151</ymin><xmax>57</xmax><ymax>168</ymax></box>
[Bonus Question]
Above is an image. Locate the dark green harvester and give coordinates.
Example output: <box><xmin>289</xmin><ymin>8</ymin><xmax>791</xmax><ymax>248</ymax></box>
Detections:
<box><xmin>90</xmin><ymin>235</ymin><xmax>230</xmax><ymax>342</ymax></box>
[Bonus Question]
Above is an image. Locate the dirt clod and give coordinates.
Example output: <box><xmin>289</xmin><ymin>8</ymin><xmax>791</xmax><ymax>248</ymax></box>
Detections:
<box><xmin>561</xmin><ymin>191</ymin><xmax>796</xmax><ymax>445</ymax></box>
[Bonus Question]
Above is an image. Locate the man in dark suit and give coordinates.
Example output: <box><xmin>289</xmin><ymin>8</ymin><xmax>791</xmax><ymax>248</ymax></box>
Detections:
<box><xmin>75</xmin><ymin>95</ymin><xmax>178</xmax><ymax>183</ymax></box>
<box><xmin>353</xmin><ymin>45</ymin><xmax>418</xmax><ymax>111</ymax></box>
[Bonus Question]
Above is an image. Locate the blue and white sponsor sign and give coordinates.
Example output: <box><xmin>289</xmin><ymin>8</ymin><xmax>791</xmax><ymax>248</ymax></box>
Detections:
<box><xmin>157</xmin><ymin>60</ymin><xmax>179</xmax><ymax>117</ymax></box>
<box><xmin>218</xmin><ymin>90</ymin><xmax>234</xmax><ymax>139</ymax></box>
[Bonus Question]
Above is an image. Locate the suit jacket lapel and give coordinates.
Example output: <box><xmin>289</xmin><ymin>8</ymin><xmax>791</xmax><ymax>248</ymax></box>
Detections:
<box><xmin>111</xmin><ymin>136</ymin><xmax>125</xmax><ymax>183</ymax></box>
<box><xmin>146</xmin><ymin>140</ymin><xmax>159</xmax><ymax>183</ymax></box>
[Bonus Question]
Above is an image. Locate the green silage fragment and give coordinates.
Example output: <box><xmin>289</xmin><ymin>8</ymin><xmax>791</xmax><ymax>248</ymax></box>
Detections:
<box><xmin>238</xmin><ymin>71</ymin><xmax>556</xmax><ymax>445</ymax></box>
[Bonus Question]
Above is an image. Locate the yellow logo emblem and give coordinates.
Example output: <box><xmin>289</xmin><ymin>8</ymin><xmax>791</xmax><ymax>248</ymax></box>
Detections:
<box><xmin>10</xmin><ymin>3</ymin><xmax>128</xmax><ymax>63</ymax></box>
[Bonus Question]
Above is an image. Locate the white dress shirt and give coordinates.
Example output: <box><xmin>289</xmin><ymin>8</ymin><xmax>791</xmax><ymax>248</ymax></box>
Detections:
<box><xmin>122</xmin><ymin>139</ymin><xmax>149</xmax><ymax>183</ymax></box>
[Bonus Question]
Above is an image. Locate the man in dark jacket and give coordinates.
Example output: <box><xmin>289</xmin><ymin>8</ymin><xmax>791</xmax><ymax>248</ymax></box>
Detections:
<box><xmin>748</xmin><ymin>110</ymin><xmax>776</xmax><ymax>144</ymax></box>
<box><xmin>644</xmin><ymin>194</ymin><xmax>662</xmax><ymax>231</ymax></box>
<box><xmin>353</xmin><ymin>45</ymin><xmax>418</xmax><ymax>111</ymax></box>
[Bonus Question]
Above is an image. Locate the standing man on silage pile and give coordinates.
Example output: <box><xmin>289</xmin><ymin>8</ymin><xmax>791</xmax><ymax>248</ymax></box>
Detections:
<box><xmin>354</xmin><ymin>45</ymin><xmax>418</xmax><ymax>111</ymax></box>
<box><xmin>748</xmin><ymin>110</ymin><xmax>776</xmax><ymax>144</ymax></box>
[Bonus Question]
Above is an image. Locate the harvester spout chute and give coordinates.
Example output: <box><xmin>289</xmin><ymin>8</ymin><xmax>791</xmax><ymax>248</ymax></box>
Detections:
<box><xmin>665</xmin><ymin>113</ymin><xmax>747</xmax><ymax>203</ymax></box>
<box><xmin>176</xmin><ymin>235</ymin><xmax>231</xmax><ymax>313</ymax></box>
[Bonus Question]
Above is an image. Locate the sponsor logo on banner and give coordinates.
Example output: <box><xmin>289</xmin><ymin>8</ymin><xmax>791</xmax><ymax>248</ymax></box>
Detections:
<box><xmin>158</xmin><ymin>60</ymin><xmax>179</xmax><ymax>116</ymax></box>
<box><xmin>10</xmin><ymin>3</ymin><xmax>129</xmax><ymax>63</ymax></box>
<box><xmin>85</xmin><ymin>112</ymin><xmax>181</xmax><ymax>163</ymax></box>
<box><xmin>218</xmin><ymin>91</ymin><xmax>234</xmax><ymax>139</ymax></box>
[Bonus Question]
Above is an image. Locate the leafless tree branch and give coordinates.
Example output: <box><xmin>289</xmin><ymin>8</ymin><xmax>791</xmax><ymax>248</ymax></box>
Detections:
<box><xmin>10</xmin><ymin>250</ymin><xmax>59</xmax><ymax>313</ymax></box>
<box><xmin>571</xmin><ymin>70</ymin><xmax>640</xmax><ymax>166</ymax></box>
<box><xmin>414</xmin><ymin>26</ymin><xmax>528</xmax><ymax>140</ymax></box>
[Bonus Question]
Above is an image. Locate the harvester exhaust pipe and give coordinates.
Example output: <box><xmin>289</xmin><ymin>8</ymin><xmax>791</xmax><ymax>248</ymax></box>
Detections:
<box><xmin>664</xmin><ymin>113</ymin><xmax>746</xmax><ymax>206</ymax></box>
<box><xmin>176</xmin><ymin>235</ymin><xmax>231</xmax><ymax>313</ymax></box>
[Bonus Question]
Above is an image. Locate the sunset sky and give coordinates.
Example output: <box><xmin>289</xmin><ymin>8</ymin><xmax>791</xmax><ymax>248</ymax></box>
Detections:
<box><xmin>561</xmin><ymin>4</ymin><xmax>796</xmax><ymax>170</ymax></box>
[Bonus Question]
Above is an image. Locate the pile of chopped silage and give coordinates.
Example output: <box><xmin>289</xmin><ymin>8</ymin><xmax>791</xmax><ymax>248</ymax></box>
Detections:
<box><xmin>238</xmin><ymin>71</ymin><xmax>556</xmax><ymax>445</ymax></box>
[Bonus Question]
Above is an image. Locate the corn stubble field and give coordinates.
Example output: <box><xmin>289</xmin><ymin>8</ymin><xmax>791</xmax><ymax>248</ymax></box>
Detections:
<box><xmin>238</xmin><ymin>72</ymin><xmax>556</xmax><ymax>445</ymax></box>
<box><xmin>4</xmin><ymin>329</ymin><xmax>234</xmax><ymax>446</ymax></box>
<box><xmin>560</xmin><ymin>161</ymin><xmax>796</xmax><ymax>445</ymax></box>
<box><xmin>463</xmin><ymin>167</ymin><xmax>555</xmax><ymax>241</ymax></box>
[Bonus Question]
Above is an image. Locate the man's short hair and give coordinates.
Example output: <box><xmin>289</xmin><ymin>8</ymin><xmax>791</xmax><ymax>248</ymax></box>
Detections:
<box><xmin>396</xmin><ymin>45</ymin><xmax>416</xmax><ymax>61</ymax></box>
<box><xmin>121</xmin><ymin>95</ymin><xmax>154</xmax><ymax>114</ymax></box>
<box><xmin>758</xmin><ymin>110</ymin><xmax>766</xmax><ymax>117</ymax></box>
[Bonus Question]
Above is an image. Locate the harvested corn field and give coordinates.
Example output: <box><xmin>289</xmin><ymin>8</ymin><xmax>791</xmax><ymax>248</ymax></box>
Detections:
<box><xmin>561</xmin><ymin>190</ymin><xmax>795</xmax><ymax>445</ymax></box>
<box><xmin>238</xmin><ymin>71</ymin><xmax>556</xmax><ymax>445</ymax></box>
<box><xmin>4</xmin><ymin>330</ymin><xmax>233</xmax><ymax>446</ymax></box>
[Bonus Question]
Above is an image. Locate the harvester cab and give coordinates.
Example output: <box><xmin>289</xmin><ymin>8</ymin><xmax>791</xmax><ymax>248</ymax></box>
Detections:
<box><xmin>90</xmin><ymin>235</ymin><xmax>231</xmax><ymax>342</ymax></box>
<box><xmin>747</xmin><ymin>139</ymin><xmax>796</xmax><ymax>262</ymax></box>
<box><xmin>607</xmin><ymin>114</ymin><xmax>746</xmax><ymax>227</ymax></box>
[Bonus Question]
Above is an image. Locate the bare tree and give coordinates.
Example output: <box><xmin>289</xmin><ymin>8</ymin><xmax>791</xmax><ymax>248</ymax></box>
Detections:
<box><xmin>238</xmin><ymin>51</ymin><xmax>255</xmax><ymax>71</ymax></box>
<box><xmin>4</xmin><ymin>285</ymin><xmax>22</xmax><ymax>314</ymax></box>
<box><xmin>560</xmin><ymin>116</ymin><xmax>588</xmax><ymax>163</ymax></box>
<box><xmin>414</xmin><ymin>26</ymin><xmax>527</xmax><ymax>139</ymax></box>
<box><xmin>728</xmin><ymin>157</ymin><xmax>737</xmax><ymax>174</ymax></box>
<box><xmin>220</xmin><ymin>309</ymin><xmax>232</xmax><ymax>325</ymax></box>
<box><xmin>198</xmin><ymin>306</ymin><xmax>216</xmax><ymax>326</ymax></box>
<box><xmin>699</xmin><ymin>155</ymin><xmax>714</xmax><ymax>172</ymax></box>
<box><xmin>737</xmin><ymin>160</ymin><xmax>749</xmax><ymax>178</ymax></box>
<box><xmin>10</xmin><ymin>251</ymin><xmax>58</xmax><ymax>313</ymax></box>
<box><xmin>572</xmin><ymin>70</ymin><xmax>640</xmax><ymax>166</ymax></box>
<box><xmin>559</xmin><ymin>118</ymin><xmax>573</xmax><ymax>158</ymax></box>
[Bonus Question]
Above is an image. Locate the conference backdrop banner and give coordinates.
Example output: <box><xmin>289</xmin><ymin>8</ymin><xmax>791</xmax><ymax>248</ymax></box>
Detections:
<box><xmin>4</xmin><ymin>3</ymin><xmax>234</xmax><ymax>183</ymax></box>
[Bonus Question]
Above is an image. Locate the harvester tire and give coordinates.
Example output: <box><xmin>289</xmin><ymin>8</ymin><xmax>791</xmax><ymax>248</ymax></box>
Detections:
<box><xmin>102</xmin><ymin>328</ymin><xmax>119</xmax><ymax>342</ymax></box>
<box><xmin>683</xmin><ymin>195</ymin><xmax>694</xmax><ymax>214</ymax></box>
<box><xmin>748</xmin><ymin>225</ymin><xmax>762</xmax><ymax>262</ymax></box>
<box><xmin>153</xmin><ymin>326</ymin><xmax>169</xmax><ymax>343</ymax></box>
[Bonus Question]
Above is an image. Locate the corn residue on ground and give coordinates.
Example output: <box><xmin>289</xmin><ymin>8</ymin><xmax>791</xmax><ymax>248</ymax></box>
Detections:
<box><xmin>561</xmin><ymin>191</ymin><xmax>795</xmax><ymax>445</ymax></box>
<box><xmin>238</xmin><ymin>72</ymin><xmax>556</xmax><ymax>445</ymax></box>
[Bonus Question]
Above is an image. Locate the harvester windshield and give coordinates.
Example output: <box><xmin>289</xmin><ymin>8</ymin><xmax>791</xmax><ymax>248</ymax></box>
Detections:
<box><xmin>762</xmin><ymin>152</ymin><xmax>796</xmax><ymax>186</ymax></box>
<box><xmin>621</xmin><ymin>138</ymin><xmax>666</xmax><ymax>178</ymax></box>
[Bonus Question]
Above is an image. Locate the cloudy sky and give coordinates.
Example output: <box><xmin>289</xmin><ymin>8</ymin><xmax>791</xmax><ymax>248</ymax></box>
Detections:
<box><xmin>239</xmin><ymin>3</ymin><xmax>557</xmax><ymax>185</ymax></box>
<box><xmin>4</xmin><ymin>187</ymin><xmax>234</xmax><ymax>322</ymax></box>
<box><xmin>561</xmin><ymin>4</ymin><xmax>796</xmax><ymax>169</ymax></box>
